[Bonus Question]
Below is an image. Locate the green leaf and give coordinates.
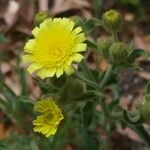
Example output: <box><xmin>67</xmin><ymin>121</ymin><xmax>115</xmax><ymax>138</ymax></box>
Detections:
<box><xmin>0</xmin><ymin>33</ymin><xmax>8</xmax><ymax>43</ymax></box>
<box><xmin>82</xmin><ymin>101</ymin><xmax>95</xmax><ymax>127</ymax></box>
<box><xmin>85</xmin><ymin>40</ymin><xmax>98</xmax><ymax>49</ymax></box>
<box><xmin>79</xmin><ymin>129</ymin><xmax>99</xmax><ymax>150</ymax></box>
<box><xmin>16</xmin><ymin>50</ymin><xmax>28</xmax><ymax>96</ymax></box>
<box><xmin>111</xmin><ymin>105</ymin><xmax>123</xmax><ymax>121</ymax></box>
<box><xmin>0</xmin><ymin>135</ymin><xmax>39</xmax><ymax>150</ymax></box>
<box><xmin>108</xmin><ymin>100</ymin><xmax>119</xmax><ymax>112</ymax></box>
<box><xmin>127</xmin><ymin>48</ymin><xmax>148</xmax><ymax>63</ymax></box>
<box><xmin>35</xmin><ymin>78</ymin><xmax>60</xmax><ymax>95</ymax></box>
<box><xmin>79</xmin><ymin>61</ymin><xmax>100</xmax><ymax>82</ymax></box>
<box><xmin>0</xmin><ymin>98</ymin><xmax>10</xmax><ymax>113</ymax></box>
<box><xmin>50</xmin><ymin>120</ymin><xmax>70</xmax><ymax>150</ymax></box>
<box><xmin>117</xmin><ymin>0</ymin><xmax>141</xmax><ymax>6</ymax></box>
<box><xmin>15</xmin><ymin>96</ymin><xmax>34</xmax><ymax>115</ymax></box>
<box><xmin>98</xmin><ymin>69</ymin><xmax>117</xmax><ymax>86</ymax></box>
<box><xmin>94</xmin><ymin>0</ymin><xmax>102</xmax><ymax>18</ymax></box>
<box><xmin>114</xmin><ymin>61</ymin><xmax>142</xmax><ymax>71</ymax></box>
<box><xmin>0</xmin><ymin>82</ymin><xmax>17</xmax><ymax>101</ymax></box>
<box><xmin>130</xmin><ymin>125</ymin><xmax>150</xmax><ymax>146</ymax></box>
<box><xmin>75</xmin><ymin>91</ymin><xmax>97</xmax><ymax>101</ymax></box>
<box><xmin>83</xmin><ymin>18</ymin><xmax>102</xmax><ymax>34</ymax></box>
<box><xmin>51</xmin><ymin>75</ymin><xmax>67</xmax><ymax>88</ymax></box>
<box><xmin>111</xmin><ymin>84</ymin><xmax>120</xmax><ymax>101</ymax></box>
<box><xmin>123</xmin><ymin>110</ymin><xmax>142</xmax><ymax>125</ymax></box>
<box><xmin>145</xmin><ymin>80</ymin><xmax>150</xmax><ymax>94</ymax></box>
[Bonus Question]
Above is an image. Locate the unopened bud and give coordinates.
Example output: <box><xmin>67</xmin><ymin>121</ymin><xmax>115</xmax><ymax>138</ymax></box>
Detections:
<box><xmin>109</xmin><ymin>42</ymin><xmax>128</xmax><ymax>63</ymax></box>
<box><xmin>60</xmin><ymin>79</ymin><xmax>86</xmax><ymax>104</ymax></box>
<box><xmin>34</xmin><ymin>11</ymin><xmax>49</xmax><ymax>26</ymax></box>
<box><xmin>70</xmin><ymin>16</ymin><xmax>83</xmax><ymax>27</ymax></box>
<box><xmin>97</xmin><ymin>38</ymin><xmax>112</xmax><ymax>59</ymax></box>
<box><xmin>102</xmin><ymin>10</ymin><xmax>122</xmax><ymax>33</ymax></box>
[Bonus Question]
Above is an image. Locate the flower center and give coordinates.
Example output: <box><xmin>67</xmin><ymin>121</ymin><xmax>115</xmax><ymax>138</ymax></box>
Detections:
<box><xmin>44</xmin><ymin>112</ymin><xmax>54</xmax><ymax>125</ymax></box>
<box><xmin>33</xmin><ymin>23</ymin><xmax>76</xmax><ymax>68</ymax></box>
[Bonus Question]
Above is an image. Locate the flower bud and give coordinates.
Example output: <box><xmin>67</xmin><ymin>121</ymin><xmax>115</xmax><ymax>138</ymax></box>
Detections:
<box><xmin>140</xmin><ymin>94</ymin><xmax>150</xmax><ymax>122</ymax></box>
<box><xmin>102</xmin><ymin>10</ymin><xmax>122</xmax><ymax>33</ymax></box>
<box><xmin>70</xmin><ymin>16</ymin><xmax>83</xmax><ymax>27</ymax></box>
<box><xmin>65</xmin><ymin>79</ymin><xmax>85</xmax><ymax>99</ymax></box>
<box><xmin>109</xmin><ymin>42</ymin><xmax>129</xmax><ymax>63</ymax></box>
<box><xmin>34</xmin><ymin>11</ymin><xmax>49</xmax><ymax>26</ymax></box>
<box><xmin>97</xmin><ymin>38</ymin><xmax>112</xmax><ymax>59</ymax></box>
<box><xmin>60</xmin><ymin>79</ymin><xmax>85</xmax><ymax>104</ymax></box>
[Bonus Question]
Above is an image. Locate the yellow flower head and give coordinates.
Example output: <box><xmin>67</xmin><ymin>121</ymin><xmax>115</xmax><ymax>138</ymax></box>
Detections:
<box><xmin>23</xmin><ymin>18</ymin><xmax>87</xmax><ymax>79</ymax></box>
<box><xmin>33</xmin><ymin>99</ymin><xmax>64</xmax><ymax>137</ymax></box>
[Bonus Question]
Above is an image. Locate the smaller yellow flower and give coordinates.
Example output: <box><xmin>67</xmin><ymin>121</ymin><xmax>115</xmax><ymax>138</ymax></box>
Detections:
<box><xmin>33</xmin><ymin>99</ymin><xmax>64</xmax><ymax>137</ymax></box>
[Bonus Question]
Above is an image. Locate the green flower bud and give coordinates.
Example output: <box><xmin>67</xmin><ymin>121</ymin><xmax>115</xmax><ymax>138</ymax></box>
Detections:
<box><xmin>70</xmin><ymin>16</ymin><xmax>83</xmax><ymax>27</ymax></box>
<box><xmin>97</xmin><ymin>38</ymin><xmax>112</xmax><ymax>59</ymax></box>
<box><xmin>60</xmin><ymin>79</ymin><xmax>86</xmax><ymax>104</ymax></box>
<box><xmin>34</xmin><ymin>11</ymin><xmax>49</xmax><ymax>26</ymax></box>
<box><xmin>102</xmin><ymin>10</ymin><xmax>122</xmax><ymax>33</ymax></box>
<box><xmin>65</xmin><ymin>79</ymin><xmax>85</xmax><ymax>99</ymax></box>
<box><xmin>109</xmin><ymin>42</ymin><xmax>129</xmax><ymax>63</ymax></box>
<box><xmin>140</xmin><ymin>94</ymin><xmax>150</xmax><ymax>122</ymax></box>
<box><xmin>51</xmin><ymin>75</ymin><xmax>67</xmax><ymax>88</ymax></box>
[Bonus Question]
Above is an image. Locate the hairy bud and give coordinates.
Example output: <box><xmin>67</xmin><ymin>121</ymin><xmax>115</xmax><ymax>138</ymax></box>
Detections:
<box><xmin>60</xmin><ymin>79</ymin><xmax>86</xmax><ymax>104</ymax></box>
<box><xmin>109</xmin><ymin>42</ymin><xmax>128</xmax><ymax>63</ymax></box>
<box><xmin>70</xmin><ymin>16</ymin><xmax>83</xmax><ymax>27</ymax></box>
<box><xmin>102</xmin><ymin>10</ymin><xmax>122</xmax><ymax>33</ymax></box>
<box><xmin>97</xmin><ymin>38</ymin><xmax>112</xmax><ymax>59</ymax></box>
<box><xmin>34</xmin><ymin>11</ymin><xmax>49</xmax><ymax>26</ymax></box>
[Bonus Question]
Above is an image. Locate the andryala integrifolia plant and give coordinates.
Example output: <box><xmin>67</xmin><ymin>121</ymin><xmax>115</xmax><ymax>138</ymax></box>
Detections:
<box><xmin>22</xmin><ymin>10</ymin><xmax>150</xmax><ymax>147</ymax></box>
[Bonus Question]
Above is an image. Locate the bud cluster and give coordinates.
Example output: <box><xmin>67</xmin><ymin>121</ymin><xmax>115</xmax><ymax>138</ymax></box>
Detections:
<box><xmin>97</xmin><ymin>39</ymin><xmax>129</xmax><ymax>63</ymax></box>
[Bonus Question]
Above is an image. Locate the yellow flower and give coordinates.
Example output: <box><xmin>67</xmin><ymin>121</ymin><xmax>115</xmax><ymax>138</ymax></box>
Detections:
<box><xmin>23</xmin><ymin>18</ymin><xmax>87</xmax><ymax>79</ymax></box>
<box><xmin>33</xmin><ymin>99</ymin><xmax>64</xmax><ymax>137</ymax></box>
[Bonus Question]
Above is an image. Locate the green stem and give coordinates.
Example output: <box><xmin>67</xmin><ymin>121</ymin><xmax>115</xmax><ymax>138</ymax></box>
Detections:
<box><xmin>100</xmin><ymin>98</ymin><xmax>110</xmax><ymax>149</ymax></box>
<box><xmin>81</xmin><ymin>61</ymin><xmax>95</xmax><ymax>82</ymax></box>
<box><xmin>98</xmin><ymin>65</ymin><xmax>113</xmax><ymax>148</ymax></box>
<box><xmin>101</xmin><ymin>98</ymin><xmax>110</xmax><ymax>118</ymax></box>
<box><xmin>75</xmin><ymin>72</ymin><xmax>101</xmax><ymax>90</ymax></box>
<box><xmin>80</xmin><ymin>107</ymin><xmax>84</xmax><ymax>129</ymax></box>
<box><xmin>100</xmin><ymin>64</ymin><xmax>113</xmax><ymax>89</ymax></box>
<box><xmin>130</xmin><ymin>125</ymin><xmax>150</xmax><ymax>146</ymax></box>
<box><xmin>0</xmin><ymin>69</ymin><xmax>17</xmax><ymax>98</ymax></box>
<box><xmin>112</xmin><ymin>32</ymin><xmax>118</xmax><ymax>42</ymax></box>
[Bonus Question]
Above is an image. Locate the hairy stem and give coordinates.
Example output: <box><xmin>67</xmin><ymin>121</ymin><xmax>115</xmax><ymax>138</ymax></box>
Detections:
<box><xmin>75</xmin><ymin>72</ymin><xmax>101</xmax><ymax>90</ymax></box>
<box><xmin>112</xmin><ymin>32</ymin><xmax>118</xmax><ymax>42</ymax></box>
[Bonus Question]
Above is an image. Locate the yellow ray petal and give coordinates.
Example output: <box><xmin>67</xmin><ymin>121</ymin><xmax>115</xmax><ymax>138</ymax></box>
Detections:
<box><xmin>27</xmin><ymin>63</ymin><xmax>42</xmax><ymax>74</ymax></box>
<box><xmin>22</xmin><ymin>55</ymin><xmax>34</xmax><ymax>63</ymax></box>
<box><xmin>64</xmin><ymin>65</ymin><xmax>74</xmax><ymax>75</ymax></box>
<box><xmin>72</xmin><ymin>53</ymin><xmax>84</xmax><ymax>62</ymax></box>
<box><xmin>74</xmin><ymin>43</ymin><xmax>87</xmax><ymax>52</ymax></box>
<box><xmin>24</xmin><ymin>39</ymin><xmax>35</xmax><ymax>53</ymax></box>
<box><xmin>32</xmin><ymin>27</ymin><xmax>40</xmax><ymax>37</ymax></box>
<box><xmin>56</xmin><ymin>68</ymin><xmax>63</xmax><ymax>78</ymax></box>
